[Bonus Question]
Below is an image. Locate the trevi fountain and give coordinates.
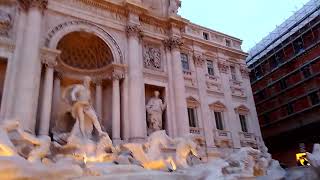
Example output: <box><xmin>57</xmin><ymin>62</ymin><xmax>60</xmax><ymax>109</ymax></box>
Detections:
<box><xmin>0</xmin><ymin>0</ymin><xmax>319</xmax><ymax>179</ymax></box>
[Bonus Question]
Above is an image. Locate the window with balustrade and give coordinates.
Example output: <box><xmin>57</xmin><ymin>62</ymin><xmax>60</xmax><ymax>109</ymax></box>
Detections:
<box><xmin>230</xmin><ymin>66</ymin><xmax>237</xmax><ymax>80</ymax></box>
<box><xmin>239</xmin><ymin>114</ymin><xmax>248</xmax><ymax>132</ymax></box>
<box><xmin>207</xmin><ymin>60</ymin><xmax>215</xmax><ymax>76</ymax></box>
<box><xmin>187</xmin><ymin>96</ymin><xmax>200</xmax><ymax>128</ymax></box>
<box><xmin>214</xmin><ymin>111</ymin><xmax>224</xmax><ymax>130</ymax></box>
<box><xmin>180</xmin><ymin>53</ymin><xmax>189</xmax><ymax>71</ymax></box>
<box><xmin>235</xmin><ymin>105</ymin><xmax>250</xmax><ymax>133</ymax></box>
<box><xmin>187</xmin><ymin>107</ymin><xmax>198</xmax><ymax>127</ymax></box>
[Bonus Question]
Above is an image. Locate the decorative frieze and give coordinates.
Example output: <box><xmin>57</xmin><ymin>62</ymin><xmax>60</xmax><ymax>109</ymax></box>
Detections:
<box><xmin>126</xmin><ymin>24</ymin><xmax>142</xmax><ymax>37</ymax></box>
<box><xmin>17</xmin><ymin>0</ymin><xmax>48</xmax><ymax>11</ymax></box>
<box><xmin>218</xmin><ymin>62</ymin><xmax>229</xmax><ymax>73</ymax></box>
<box><xmin>193</xmin><ymin>54</ymin><xmax>205</xmax><ymax>67</ymax></box>
<box><xmin>0</xmin><ymin>10</ymin><xmax>11</xmax><ymax>37</ymax></box>
<box><xmin>143</xmin><ymin>44</ymin><xmax>162</xmax><ymax>71</ymax></box>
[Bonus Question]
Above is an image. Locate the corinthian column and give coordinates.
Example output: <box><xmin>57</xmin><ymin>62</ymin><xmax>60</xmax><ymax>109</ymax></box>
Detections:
<box><xmin>112</xmin><ymin>72</ymin><xmax>122</xmax><ymax>142</ymax></box>
<box><xmin>167</xmin><ymin>37</ymin><xmax>189</xmax><ymax>136</ymax></box>
<box><xmin>13</xmin><ymin>0</ymin><xmax>48</xmax><ymax>133</ymax></box>
<box><xmin>126</xmin><ymin>25</ymin><xmax>147</xmax><ymax>141</ymax></box>
<box><xmin>38</xmin><ymin>48</ymin><xmax>60</xmax><ymax>135</ymax></box>
<box><xmin>193</xmin><ymin>54</ymin><xmax>215</xmax><ymax>147</ymax></box>
<box><xmin>0</xmin><ymin>6</ymin><xmax>27</xmax><ymax>120</ymax></box>
<box><xmin>94</xmin><ymin>79</ymin><xmax>103</xmax><ymax>121</ymax></box>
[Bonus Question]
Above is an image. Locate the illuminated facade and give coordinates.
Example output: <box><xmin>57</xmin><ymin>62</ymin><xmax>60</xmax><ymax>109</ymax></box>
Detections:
<box><xmin>0</xmin><ymin>0</ymin><xmax>262</xmax><ymax>155</ymax></box>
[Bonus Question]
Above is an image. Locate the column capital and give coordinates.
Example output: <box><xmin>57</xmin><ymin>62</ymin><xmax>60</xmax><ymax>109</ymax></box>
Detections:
<box><xmin>93</xmin><ymin>78</ymin><xmax>103</xmax><ymax>86</ymax></box>
<box><xmin>193</xmin><ymin>54</ymin><xmax>205</xmax><ymax>67</ymax></box>
<box><xmin>218</xmin><ymin>62</ymin><xmax>229</xmax><ymax>74</ymax></box>
<box><xmin>163</xmin><ymin>37</ymin><xmax>183</xmax><ymax>50</ymax></box>
<box><xmin>17</xmin><ymin>0</ymin><xmax>48</xmax><ymax>12</ymax></box>
<box><xmin>40</xmin><ymin>48</ymin><xmax>60</xmax><ymax>68</ymax></box>
<box><xmin>240</xmin><ymin>66</ymin><xmax>250</xmax><ymax>79</ymax></box>
<box><xmin>112</xmin><ymin>70</ymin><xmax>125</xmax><ymax>80</ymax></box>
<box><xmin>126</xmin><ymin>24</ymin><xmax>142</xmax><ymax>38</ymax></box>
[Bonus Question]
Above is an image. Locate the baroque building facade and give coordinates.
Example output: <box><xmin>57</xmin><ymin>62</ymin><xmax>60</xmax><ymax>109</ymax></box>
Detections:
<box><xmin>0</xmin><ymin>0</ymin><xmax>262</xmax><ymax>153</ymax></box>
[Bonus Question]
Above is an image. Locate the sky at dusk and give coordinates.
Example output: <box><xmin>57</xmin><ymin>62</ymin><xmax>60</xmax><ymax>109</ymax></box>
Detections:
<box><xmin>178</xmin><ymin>0</ymin><xmax>310</xmax><ymax>52</ymax></box>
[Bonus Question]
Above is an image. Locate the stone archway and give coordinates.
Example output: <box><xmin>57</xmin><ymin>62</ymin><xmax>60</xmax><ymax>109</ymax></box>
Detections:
<box><xmin>57</xmin><ymin>31</ymin><xmax>114</xmax><ymax>71</ymax></box>
<box><xmin>45</xmin><ymin>20</ymin><xmax>124</xmax><ymax>65</ymax></box>
<box><xmin>47</xmin><ymin>25</ymin><xmax>126</xmax><ymax>141</ymax></box>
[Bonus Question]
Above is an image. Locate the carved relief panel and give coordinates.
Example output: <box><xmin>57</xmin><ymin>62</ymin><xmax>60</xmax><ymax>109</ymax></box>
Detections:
<box><xmin>143</xmin><ymin>43</ymin><xmax>162</xmax><ymax>71</ymax></box>
<box><xmin>0</xmin><ymin>6</ymin><xmax>13</xmax><ymax>37</ymax></box>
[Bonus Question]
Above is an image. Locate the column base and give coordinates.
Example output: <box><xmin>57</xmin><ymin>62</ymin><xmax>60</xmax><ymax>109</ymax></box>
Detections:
<box><xmin>112</xmin><ymin>138</ymin><xmax>122</xmax><ymax>145</ymax></box>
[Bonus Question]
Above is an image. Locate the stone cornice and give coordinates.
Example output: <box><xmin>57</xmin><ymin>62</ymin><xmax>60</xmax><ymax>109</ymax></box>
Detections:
<box><xmin>17</xmin><ymin>0</ymin><xmax>48</xmax><ymax>12</ymax></box>
<box><xmin>182</xmin><ymin>34</ymin><xmax>248</xmax><ymax>59</ymax></box>
<box><xmin>123</xmin><ymin>0</ymin><xmax>148</xmax><ymax>15</ymax></box>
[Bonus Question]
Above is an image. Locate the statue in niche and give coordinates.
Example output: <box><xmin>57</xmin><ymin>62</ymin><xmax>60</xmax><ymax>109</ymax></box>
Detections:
<box><xmin>57</xmin><ymin>76</ymin><xmax>112</xmax><ymax>157</ymax></box>
<box><xmin>168</xmin><ymin>0</ymin><xmax>181</xmax><ymax>16</ymax></box>
<box><xmin>146</xmin><ymin>91</ymin><xmax>166</xmax><ymax>135</ymax></box>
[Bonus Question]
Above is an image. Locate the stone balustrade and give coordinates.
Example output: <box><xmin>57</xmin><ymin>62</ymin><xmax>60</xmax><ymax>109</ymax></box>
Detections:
<box><xmin>213</xmin><ymin>129</ymin><xmax>233</xmax><ymax>148</ymax></box>
<box><xmin>239</xmin><ymin>132</ymin><xmax>258</xmax><ymax>149</ymax></box>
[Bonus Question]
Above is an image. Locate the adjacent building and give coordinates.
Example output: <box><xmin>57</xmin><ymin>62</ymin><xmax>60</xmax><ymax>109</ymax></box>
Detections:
<box><xmin>247</xmin><ymin>0</ymin><xmax>320</xmax><ymax>166</ymax></box>
<box><xmin>0</xmin><ymin>0</ymin><xmax>262</xmax><ymax>156</ymax></box>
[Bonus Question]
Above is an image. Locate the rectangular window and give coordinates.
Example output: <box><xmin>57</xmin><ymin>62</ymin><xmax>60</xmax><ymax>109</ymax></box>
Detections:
<box><xmin>309</xmin><ymin>92</ymin><xmax>320</xmax><ymax>105</ymax></box>
<box><xmin>280</xmin><ymin>79</ymin><xmax>287</xmax><ymax>90</ymax></box>
<box><xmin>239</xmin><ymin>114</ymin><xmax>248</xmax><ymax>132</ymax></box>
<box><xmin>187</xmin><ymin>108</ymin><xmax>197</xmax><ymax>127</ymax></box>
<box><xmin>225</xmin><ymin>39</ymin><xmax>231</xmax><ymax>47</ymax></box>
<box><xmin>230</xmin><ymin>66</ymin><xmax>237</xmax><ymax>80</ymax></box>
<box><xmin>203</xmin><ymin>32</ymin><xmax>209</xmax><ymax>40</ymax></box>
<box><xmin>255</xmin><ymin>65</ymin><xmax>263</xmax><ymax>79</ymax></box>
<box><xmin>293</xmin><ymin>38</ymin><xmax>304</xmax><ymax>54</ymax></box>
<box><xmin>214</xmin><ymin>111</ymin><xmax>224</xmax><ymax>130</ymax></box>
<box><xmin>301</xmin><ymin>65</ymin><xmax>312</xmax><ymax>78</ymax></box>
<box><xmin>270</xmin><ymin>56</ymin><xmax>279</xmax><ymax>69</ymax></box>
<box><xmin>287</xmin><ymin>103</ymin><xmax>294</xmax><ymax>114</ymax></box>
<box><xmin>207</xmin><ymin>60</ymin><xmax>214</xmax><ymax>76</ymax></box>
<box><xmin>181</xmin><ymin>53</ymin><xmax>189</xmax><ymax>70</ymax></box>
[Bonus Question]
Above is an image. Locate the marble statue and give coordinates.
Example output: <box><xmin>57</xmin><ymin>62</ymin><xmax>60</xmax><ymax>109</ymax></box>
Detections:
<box><xmin>0</xmin><ymin>119</ymin><xmax>289</xmax><ymax>180</ymax></box>
<box><xmin>146</xmin><ymin>91</ymin><xmax>166</xmax><ymax>134</ymax></box>
<box><xmin>168</xmin><ymin>0</ymin><xmax>181</xmax><ymax>15</ymax></box>
<box><xmin>0</xmin><ymin>120</ymin><xmax>20</xmax><ymax>156</ymax></box>
<box><xmin>64</xmin><ymin>76</ymin><xmax>108</xmax><ymax>144</ymax></box>
<box><xmin>18</xmin><ymin>132</ymin><xmax>51</xmax><ymax>163</ymax></box>
<box><xmin>174</xmin><ymin>135</ymin><xmax>200</xmax><ymax>168</ymax></box>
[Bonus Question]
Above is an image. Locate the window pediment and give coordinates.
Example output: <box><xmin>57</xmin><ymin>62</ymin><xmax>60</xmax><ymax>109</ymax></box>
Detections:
<box><xmin>235</xmin><ymin>105</ymin><xmax>250</xmax><ymax>114</ymax></box>
<box><xmin>209</xmin><ymin>101</ymin><xmax>226</xmax><ymax>111</ymax></box>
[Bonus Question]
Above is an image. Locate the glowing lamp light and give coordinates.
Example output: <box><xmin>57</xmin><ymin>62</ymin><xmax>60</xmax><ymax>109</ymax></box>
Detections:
<box><xmin>296</xmin><ymin>152</ymin><xmax>310</xmax><ymax>166</ymax></box>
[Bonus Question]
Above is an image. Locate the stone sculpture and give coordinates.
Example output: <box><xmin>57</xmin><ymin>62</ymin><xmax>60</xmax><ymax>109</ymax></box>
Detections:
<box><xmin>0</xmin><ymin>112</ymin><xmax>285</xmax><ymax>179</ymax></box>
<box><xmin>168</xmin><ymin>0</ymin><xmax>181</xmax><ymax>15</ymax></box>
<box><xmin>146</xmin><ymin>91</ymin><xmax>166</xmax><ymax>134</ymax></box>
<box><xmin>53</xmin><ymin>76</ymin><xmax>114</xmax><ymax>162</ymax></box>
<box><xmin>0</xmin><ymin>120</ymin><xmax>20</xmax><ymax>156</ymax></box>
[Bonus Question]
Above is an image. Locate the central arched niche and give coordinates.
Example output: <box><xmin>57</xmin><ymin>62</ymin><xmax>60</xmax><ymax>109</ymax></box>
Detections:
<box><xmin>57</xmin><ymin>31</ymin><xmax>113</xmax><ymax>70</ymax></box>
